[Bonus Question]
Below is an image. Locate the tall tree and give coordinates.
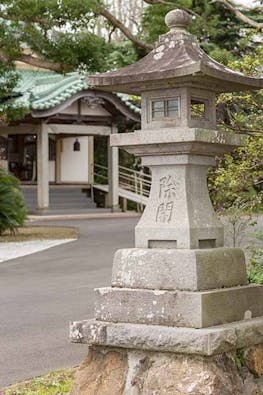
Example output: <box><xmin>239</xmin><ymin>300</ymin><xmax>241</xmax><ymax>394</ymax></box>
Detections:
<box><xmin>141</xmin><ymin>0</ymin><xmax>261</xmax><ymax>63</ymax></box>
<box><xmin>0</xmin><ymin>0</ymin><xmax>261</xmax><ymax>72</ymax></box>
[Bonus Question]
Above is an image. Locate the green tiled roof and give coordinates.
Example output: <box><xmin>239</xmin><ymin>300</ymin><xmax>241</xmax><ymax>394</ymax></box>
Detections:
<box><xmin>116</xmin><ymin>92</ymin><xmax>141</xmax><ymax>114</ymax></box>
<box><xmin>2</xmin><ymin>69</ymin><xmax>141</xmax><ymax>115</ymax></box>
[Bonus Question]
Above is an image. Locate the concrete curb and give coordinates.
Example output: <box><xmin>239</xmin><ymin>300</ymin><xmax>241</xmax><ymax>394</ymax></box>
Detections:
<box><xmin>27</xmin><ymin>212</ymin><xmax>141</xmax><ymax>222</ymax></box>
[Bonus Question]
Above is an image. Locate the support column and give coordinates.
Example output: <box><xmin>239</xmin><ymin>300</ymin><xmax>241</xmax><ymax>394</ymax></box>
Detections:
<box><xmin>107</xmin><ymin>126</ymin><xmax>119</xmax><ymax>212</ymax></box>
<box><xmin>88</xmin><ymin>136</ymin><xmax>94</xmax><ymax>184</ymax></box>
<box><xmin>37</xmin><ymin>123</ymin><xmax>49</xmax><ymax>210</ymax></box>
<box><xmin>55</xmin><ymin>138</ymin><xmax>62</xmax><ymax>184</ymax></box>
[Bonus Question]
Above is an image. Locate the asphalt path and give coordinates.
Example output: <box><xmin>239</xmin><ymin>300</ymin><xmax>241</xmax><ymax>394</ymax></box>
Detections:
<box><xmin>0</xmin><ymin>217</ymin><xmax>138</xmax><ymax>387</ymax></box>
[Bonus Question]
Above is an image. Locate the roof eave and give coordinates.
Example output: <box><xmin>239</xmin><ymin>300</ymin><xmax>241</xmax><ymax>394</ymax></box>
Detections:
<box><xmin>87</xmin><ymin>62</ymin><xmax>203</xmax><ymax>94</ymax></box>
<box><xmin>200</xmin><ymin>63</ymin><xmax>263</xmax><ymax>92</ymax></box>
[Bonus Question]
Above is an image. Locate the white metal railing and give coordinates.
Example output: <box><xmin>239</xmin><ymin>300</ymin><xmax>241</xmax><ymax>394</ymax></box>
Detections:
<box><xmin>119</xmin><ymin>165</ymin><xmax>151</xmax><ymax>198</ymax></box>
<box><xmin>93</xmin><ymin>163</ymin><xmax>108</xmax><ymax>184</ymax></box>
<box><xmin>94</xmin><ymin>163</ymin><xmax>152</xmax><ymax>200</ymax></box>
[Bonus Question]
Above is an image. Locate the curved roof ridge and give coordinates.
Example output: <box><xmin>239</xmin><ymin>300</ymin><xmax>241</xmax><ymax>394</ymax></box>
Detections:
<box><xmin>0</xmin><ymin>69</ymin><xmax>140</xmax><ymax>118</ymax></box>
<box><xmin>31</xmin><ymin>73</ymin><xmax>88</xmax><ymax>109</ymax></box>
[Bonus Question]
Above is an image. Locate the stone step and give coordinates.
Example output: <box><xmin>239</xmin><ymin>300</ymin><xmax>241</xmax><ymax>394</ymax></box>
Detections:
<box><xmin>94</xmin><ymin>285</ymin><xmax>263</xmax><ymax>329</ymax></box>
<box><xmin>22</xmin><ymin>193</ymin><xmax>91</xmax><ymax>197</ymax></box>
<box><xmin>49</xmin><ymin>204</ymin><xmax>96</xmax><ymax>209</ymax></box>
<box><xmin>21</xmin><ymin>186</ymin><xmax>97</xmax><ymax>212</ymax></box>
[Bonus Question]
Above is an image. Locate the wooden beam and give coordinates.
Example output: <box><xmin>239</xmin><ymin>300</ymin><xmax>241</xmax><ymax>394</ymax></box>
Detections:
<box><xmin>47</xmin><ymin>124</ymin><xmax>111</xmax><ymax>136</ymax></box>
<box><xmin>0</xmin><ymin>124</ymin><xmax>40</xmax><ymax>135</ymax></box>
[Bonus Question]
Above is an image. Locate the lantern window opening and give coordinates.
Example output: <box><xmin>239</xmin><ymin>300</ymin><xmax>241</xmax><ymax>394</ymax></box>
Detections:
<box><xmin>151</xmin><ymin>97</ymin><xmax>180</xmax><ymax>120</ymax></box>
<box><xmin>190</xmin><ymin>98</ymin><xmax>208</xmax><ymax>120</ymax></box>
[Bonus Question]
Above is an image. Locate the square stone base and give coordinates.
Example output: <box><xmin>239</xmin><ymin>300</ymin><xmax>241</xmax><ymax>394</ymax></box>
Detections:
<box><xmin>112</xmin><ymin>248</ymin><xmax>247</xmax><ymax>291</ymax></box>
<box><xmin>70</xmin><ymin>317</ymin><xmax>263</xmax><ymax>356</ymax></box>
<box><xmin>95</xmin><ymin>285</ymin><xmax>263</xmax><ymax>328</ymax></box>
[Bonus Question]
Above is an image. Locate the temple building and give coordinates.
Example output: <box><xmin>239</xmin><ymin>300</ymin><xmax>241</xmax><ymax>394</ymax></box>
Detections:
<box><xmin>0</xmin><ymin>68</ymin><xmax>140</xmax><ymax>212</ymax></box>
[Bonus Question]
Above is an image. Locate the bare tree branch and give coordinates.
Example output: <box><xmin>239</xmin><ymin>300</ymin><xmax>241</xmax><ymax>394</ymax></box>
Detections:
<box><xmin>0</xmin><ymin>11</ymin><xmax>51</xmax><ymax>27</ymax></box>
<box><xmin>0</xmin><ymin>51</ymin><xmax>69</xmax><ymax>72</ymax></box>
<box><xmin>18</xmin><ymin>54</ymin><xmax>70</xmax><ymax>72</ymax></box>
<box><xmin>212</xmin><ymin>0</ymin><xmax>263</xmax><ymax>29</ymax></box>
<box><xmin>0</xmin><ymin>50</ymin><xmax>9</xmax><ymax>63</ymax></box>
<box><xmin>99</xmin><ymin>6</ymin><xmax>154</xmax><ymax>50</ymax></box>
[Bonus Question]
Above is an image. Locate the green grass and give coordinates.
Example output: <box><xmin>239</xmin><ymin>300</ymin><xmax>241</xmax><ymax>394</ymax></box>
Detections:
<box><xmin>4</xmin><ymin>368</ymin><xmax>75</xmax><ymax>395</ymax></box>
<box><xmin>0</xmin><ymin>226</ymin><xmax>78</xmax><ymax>242</ymax></box>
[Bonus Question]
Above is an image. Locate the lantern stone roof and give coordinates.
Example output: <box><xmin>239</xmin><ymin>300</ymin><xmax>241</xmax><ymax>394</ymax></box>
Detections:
<box><xmin>1</xmin><ymin>69</ymin><xmax>141</xmax><ymax>115</ymax></box>
<box><xmin>88</xmin><ymin>9</ymin><xmax>263</xmax><ymax>94</ymax></box>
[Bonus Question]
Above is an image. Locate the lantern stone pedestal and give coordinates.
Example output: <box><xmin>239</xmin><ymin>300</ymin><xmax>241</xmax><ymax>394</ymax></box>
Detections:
<box><xmin>70</xmin><ymin>9</ymin><xmax>263</xmax><ymax>395</ymax></box>
<box><xmin>70</xmin><ymin>130</ymin><xmax>263</xmax><ymax>395</ymax></box>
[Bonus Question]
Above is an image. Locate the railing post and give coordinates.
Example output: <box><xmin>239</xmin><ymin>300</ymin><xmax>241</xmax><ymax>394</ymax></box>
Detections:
<box><xmin>134</xmin><ymin>170</ymin><xmax>143</xmax><ymax>212</ymax></box>
<box><xmin>139</xmin><ymin>169</ymin><xmax>144</xmax><ymax>212</ymax></box>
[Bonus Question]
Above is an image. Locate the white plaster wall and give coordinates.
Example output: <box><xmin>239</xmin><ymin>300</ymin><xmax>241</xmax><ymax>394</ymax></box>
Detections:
<box><xmin>62</xmin><ymin>102</ymin><xmax>111</xmax><ymax>116</ymax></box>
<box><xmin>49</xmin><ymin>161</ymin><xmax>55</xmax><ymax>182</ymax></box>
<box><xmin>60</xmin><ymin>137</ymin><xmax>89</xmax><ymax>183</ymax></box>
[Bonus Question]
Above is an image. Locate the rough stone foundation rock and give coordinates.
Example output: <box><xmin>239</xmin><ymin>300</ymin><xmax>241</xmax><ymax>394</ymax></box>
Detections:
<box><xmin>243</xmin><ymin>372</ymin><xmax>263</xmax><ymax>395</ymax></box>
<box><xmin>70</xmin><ymin>346</ymin><xmax>263</xmax><ymax>395</ymax></box>
<box><xmin>244</xmin><ymin>344</ymin><xmax>263</xmax><ymax>377</ymax></box>
<box><xmin>70</xmin><ymin>347</ymin><xmax>128</xmax><ymax>395</ymax></box>
<box><xmin>129</xmin><ymin>352</ymin><xmax>243</xmax><ymax>395</ymax></box>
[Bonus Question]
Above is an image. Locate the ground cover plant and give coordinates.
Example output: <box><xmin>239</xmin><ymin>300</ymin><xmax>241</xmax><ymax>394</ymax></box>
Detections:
<box><xmin>3</xmin><ymin>368</ymin><xmax>75</xmax><ymax>395</ymax></box>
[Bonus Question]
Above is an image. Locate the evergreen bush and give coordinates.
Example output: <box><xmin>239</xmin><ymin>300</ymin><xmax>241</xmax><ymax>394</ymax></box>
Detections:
<box><xmin>0</xmin><ymin>168</ymin><xmax>27</xmax><ymax>235</ymax></box>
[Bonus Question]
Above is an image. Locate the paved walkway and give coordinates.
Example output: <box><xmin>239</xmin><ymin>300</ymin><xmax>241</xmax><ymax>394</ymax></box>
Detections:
<box><xmin>0</xmin><ymin>239</ymin><xmax>75</xmax><ymax>263</ymax></box>
<box><xmin>0</xmin><ymin>217</ymin><xmax>138</xmax><ymax>387</ymax></box>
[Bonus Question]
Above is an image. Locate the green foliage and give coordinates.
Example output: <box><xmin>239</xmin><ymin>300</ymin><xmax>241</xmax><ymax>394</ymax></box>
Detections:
<box><xmin>106</xmin><ymin>41</ymin><xmax>139</xmax><ymax>70</ymax></box>
<box><xmin>0</xmin><ymin>0</ymin><xmax>260</xmax><ymax>79</ymax></box>
<box><xmin>140</xmin><ymin>0</ymin><xmax>256</xmax><ymax>61</ymax></box>
<box><xmin>0</xmin><ymin>63</ymin><xmax>29</xmax><ymax>122</ymax></box>
<box><xmin>247</xmin><ymin>264</ymin><xmax>263</xmax><ymax>285</ymax></box>
<box><xmin>218</xmin><ymin>46</ymin><xmax>263</xmax><ymax>135</ymax></box>
<box><xmin>247</xmin><ymin>230</ymin><xmax>263</xmax><ymax>284</ymax></box>
<box><xmin>232</xmin><ymin>350</ymin><xmax>245</xmax><ymax>370</ymax></box>
<box><xmin>0</xmin><ymin>0</ymin><xmax>109</xmax><ymax>72</ymax></box>
<box><xmin>209</xmin><ymin>137</ymin><xmax>263</xmax><ymax>212</ymax></box>
<box><xmin>0</xmin><ymin>168</ymin><xmax>27</xmax><ymax>235</ymax></box>
<box><xmin>209</xmin><ymin>47</ymin><xmax>263</xmax><ymax>212</ymax></box>
<box><xmin>4</xmin><ymin>368</ymin><xmax>74</xmax><ymax>395</ymax></box>
<box><xmin>0</xmin><ymin>64</ymin><xmax>17</xmax><ymax>99</ymax></box>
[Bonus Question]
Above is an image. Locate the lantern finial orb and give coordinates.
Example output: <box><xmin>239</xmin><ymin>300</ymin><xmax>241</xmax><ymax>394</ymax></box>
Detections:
<box><xmin>165</xmin><ymin>9</ymin><xmax>191</xmax><ymax>31</ymax></box>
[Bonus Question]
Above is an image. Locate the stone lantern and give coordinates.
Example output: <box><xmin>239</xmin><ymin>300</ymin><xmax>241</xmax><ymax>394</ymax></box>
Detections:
<box><xmin>70</xmin><ymin>10</ymin><xmax>263</xmax><ymax>394</ymax></box>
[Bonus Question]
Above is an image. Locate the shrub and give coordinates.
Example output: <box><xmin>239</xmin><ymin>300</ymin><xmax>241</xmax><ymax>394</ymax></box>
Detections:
<box><xmin>0</xmin><ymin>168</ymin><xmax>27</xmax><ymax>235</ymax></box>
<box><xmin>247</xmin><ymin>230</ymin><xmax>263</xmax><ymax>284</ymax></box>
